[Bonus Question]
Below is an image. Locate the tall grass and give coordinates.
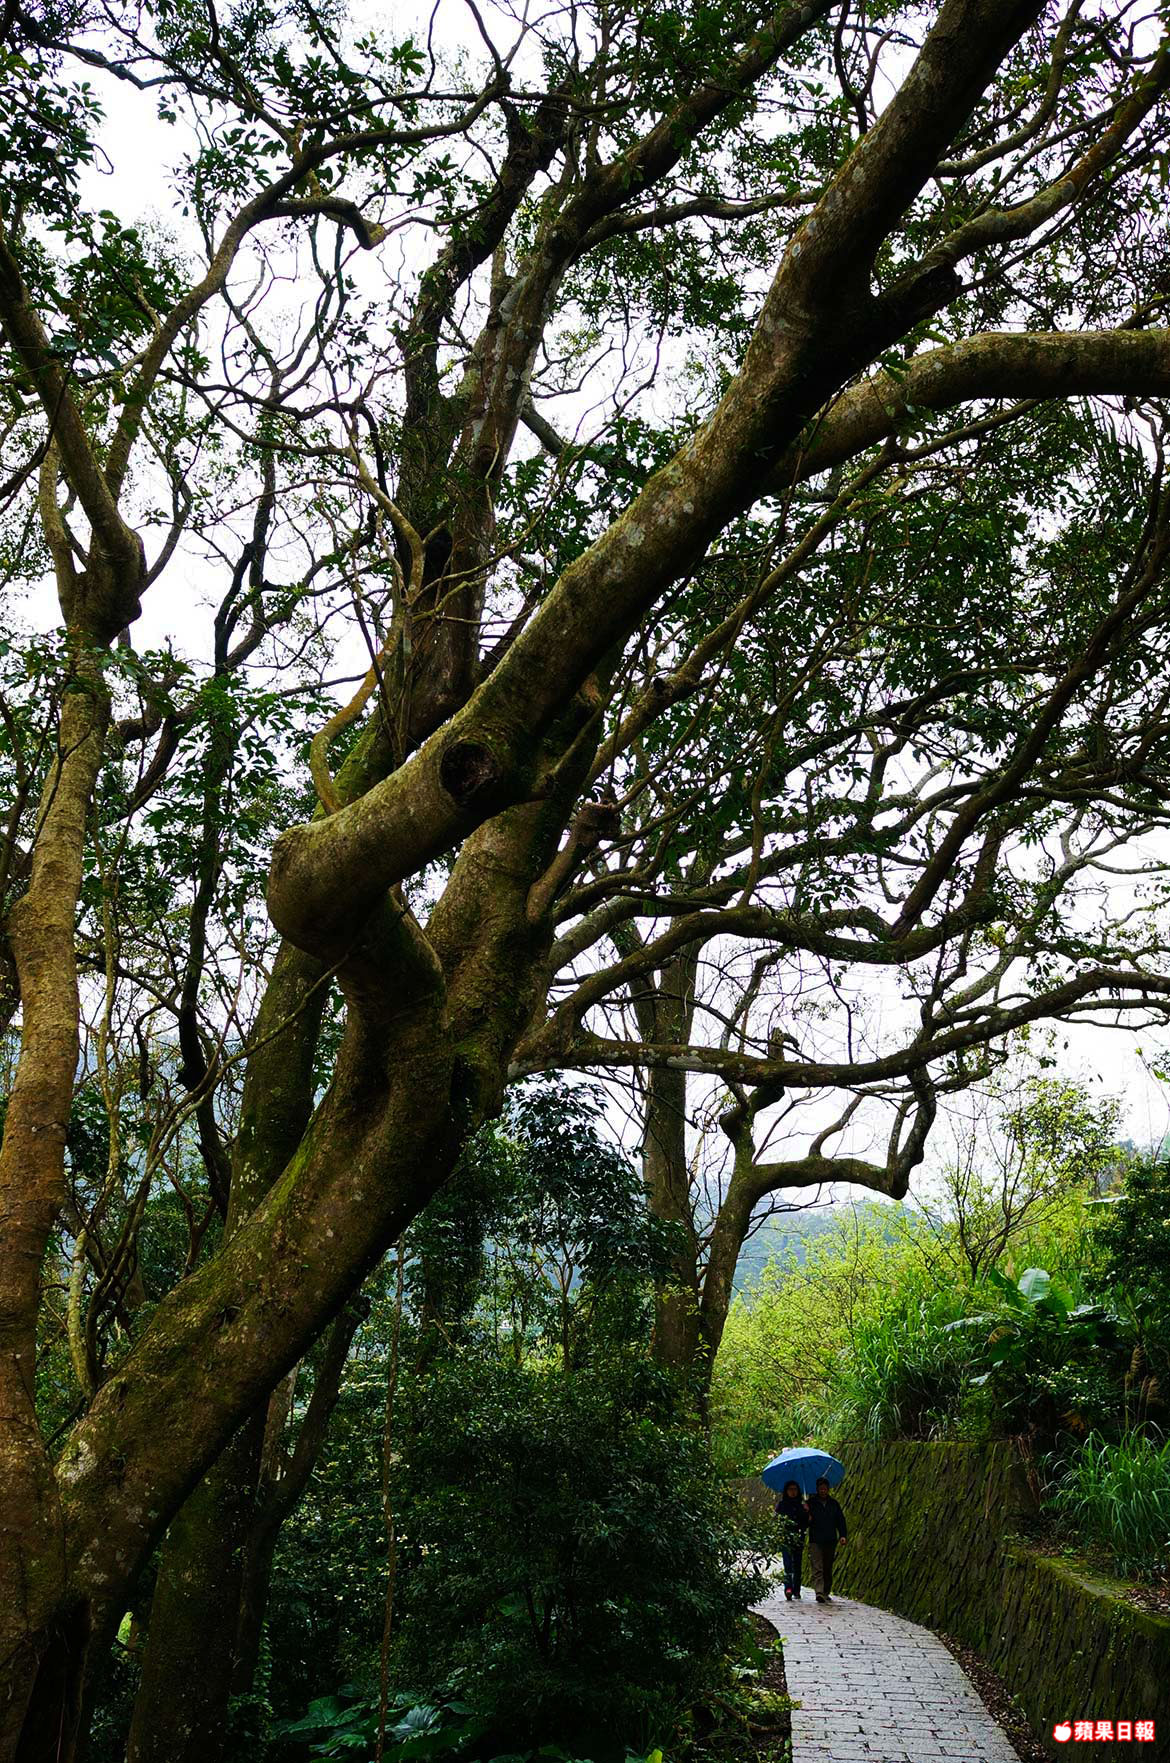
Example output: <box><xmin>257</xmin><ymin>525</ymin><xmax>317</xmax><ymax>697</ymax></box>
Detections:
<box><xmin>1048</xmin><ymin>1434</ymin><xmax>1170</xmax><ymax>1581</ymax></box>
<box><xmin>828</xmin><ymin>1293</ymin><xmax>974</xmax><ymax>1442</ymax></box>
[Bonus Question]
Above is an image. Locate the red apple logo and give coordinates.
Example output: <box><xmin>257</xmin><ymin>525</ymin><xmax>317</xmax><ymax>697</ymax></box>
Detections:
<box><xmin>1052</xmin><ymin>1724</ymin><xmax>1072</xmax><ymax>1744</ymax></box>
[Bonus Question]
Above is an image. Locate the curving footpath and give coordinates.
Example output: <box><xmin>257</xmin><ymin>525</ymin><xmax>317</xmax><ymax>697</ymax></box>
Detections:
<box><xmin>753</xmin><ymin>1584</ymin><xmax>1020</xmax><ymax>1763</ymax></box>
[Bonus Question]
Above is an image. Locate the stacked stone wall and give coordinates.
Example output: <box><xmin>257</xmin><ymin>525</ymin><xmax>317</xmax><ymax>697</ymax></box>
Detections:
<box><xmin>817</xmin><ymin>1440</ymin><xmax>1170</xmax><ymax>1757</ymax></box>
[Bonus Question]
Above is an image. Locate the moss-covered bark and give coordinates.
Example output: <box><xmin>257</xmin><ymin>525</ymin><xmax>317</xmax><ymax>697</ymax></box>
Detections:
<box><xmin>633</xmin><ymin>954</ymin><xmax>702</xmax><ymax>1377</ymax></box>
<box><xmin>125</xmin><ymin>1420</ymin><xmax>265</xmax><ymax>1763</ymax></box>
<box><xmin>0</xmin><ymin>652</ymin><xmax>130</xmax><ymax>1756</ymax></box>
<box><xmin>7</xmin><ymin>1</ymin><xmax>1170</xmax><ymax>1753</ymax></box>
<box><xmin>125</xmin><ymin>940</ymin><xmax>331</xmax><ymax>1761</ymax></box>
<box><xmin>644</xmin><ymin>1059</ymin><xmax>703</xmax><ymax>1373</ymax></box>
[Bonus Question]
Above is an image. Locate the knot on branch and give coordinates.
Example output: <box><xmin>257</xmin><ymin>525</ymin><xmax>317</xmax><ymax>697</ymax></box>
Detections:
<box><xmin>576</xmin><ymin>797</ymin><xmax>621</xmax><ymax>846</ymax></box>
<box><xmin>439</xmin><ymin>738</ymin><xmax>503</xmax><ymax>807</ymax></box>
<box><xmin>718</xmin><ymin>1084</ymin><xmax>755</xmax><ymax>1141</ymax></box>
<box><xmin>718</xmin><ymin>1102</ymin><xmax>747</xmax><ymax>1141</ymax></box>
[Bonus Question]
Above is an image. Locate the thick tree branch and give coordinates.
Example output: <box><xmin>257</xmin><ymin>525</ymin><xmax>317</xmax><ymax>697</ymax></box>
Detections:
<box><xmin>525</xmin><ymin>965</ymin><xmax>1170</xmax><ymax>1091</ymax></box>
<box><xmin>0</xmin><ymin>232</ymin><xmax>144</xmax><ymax>619</ymax></box>
<box><xmin>269</xmin><ymin>0</ymin><xmax>1118</xmax><ymax>957</ymax></box>
<box><xmin>783</xmin><ymin>328</ymin><xmax>1170</xmax><ymax>488</ymax></box>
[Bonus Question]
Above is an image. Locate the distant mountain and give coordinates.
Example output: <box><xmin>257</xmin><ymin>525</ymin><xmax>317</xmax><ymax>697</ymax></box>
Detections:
<box><xmin>728</xmin><ymin>1199</ymin><xmax>913</xmax><ymax>1297</ymax></box>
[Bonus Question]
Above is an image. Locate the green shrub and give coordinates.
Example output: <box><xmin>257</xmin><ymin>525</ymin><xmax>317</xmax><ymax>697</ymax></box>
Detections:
<box><xmin>711</xmin><ymin>1203</ymin><xmax>936</xmax><ymax>1464</ymax></box>
<box><xmin>271</xmin><ymin>1685</ymin><xmax>486</xmax><ymax>1760</ymax></box>
<box><xmin>1048</xmin><ymin>1433</ymin><xmax>1170</xmax><ymax>1580</ymax></box>
<box><xmin>953</xmin><ymin>1266</ymin><xmax>1134</xmax><ymax>1445</ymax></box>
<box><xmin>711</xmin><ymin>1195</ymin><xmax>1140</xmax><ymax>1464</ymax></box>
<box><xmin>1089</xmin><ymin>1156</ymin><xmax>1170</xmax><ymax>1381</ymax></box>
<box><xmin>271</xmin><ymin>1683</ymin><xmax>666</xmax><ymax>1761</ymax></box>
<box><xmin>390</xmin><ymin>1352</ymin><xmax>769</xmax><ymax>1759</ymax></box>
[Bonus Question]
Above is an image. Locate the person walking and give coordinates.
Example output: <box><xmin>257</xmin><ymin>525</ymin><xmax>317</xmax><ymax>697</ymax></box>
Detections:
<box><xmin>774</xmin><ymin>1479</ymin><xmax>809</xmax><ymax>1601</ymax></box>
<box><xmin>807</xmin><ymin>1475</ymin><xmax>847</xmax><ymax>1602</ymax></box>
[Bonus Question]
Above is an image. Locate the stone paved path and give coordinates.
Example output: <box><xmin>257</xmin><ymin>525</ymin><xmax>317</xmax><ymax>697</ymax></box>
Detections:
<box><xmin>754</xmin><ymin>1585</ymin><xmax>1020</xmax><ymax>1763</ymax></box>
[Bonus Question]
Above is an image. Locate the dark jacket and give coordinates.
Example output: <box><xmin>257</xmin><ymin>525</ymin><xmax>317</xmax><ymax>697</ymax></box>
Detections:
<box><xmin>807</xmin><ymin>1494</ymin><xmax>847</xmax><ymax>1546</ymax></box>
<box><xmin>774</xmin><ymin>1494</ymin><xmax>809</xmax><ymax>1536</ymax></box>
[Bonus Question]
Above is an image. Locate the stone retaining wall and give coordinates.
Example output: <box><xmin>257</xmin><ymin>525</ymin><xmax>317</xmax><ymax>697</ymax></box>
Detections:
<box><xmin>817</xmin><ymin>1440</ymin><xmax>1170</xmax><ymax>1758</ymax></box>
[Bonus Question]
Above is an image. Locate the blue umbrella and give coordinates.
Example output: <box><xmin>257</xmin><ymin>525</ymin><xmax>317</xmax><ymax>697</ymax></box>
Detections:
<box><xmin>761</xmin><ymin>1447</ymin><xmax>845</xmax><ymax>1496</ymax></box>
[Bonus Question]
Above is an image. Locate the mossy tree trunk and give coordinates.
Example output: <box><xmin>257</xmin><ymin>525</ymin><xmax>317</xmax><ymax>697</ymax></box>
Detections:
<box><xmin>5</xmin><ymin>0</ymin><xmax>1170</xmax><ymax>1752</ymax></box>
<box><xmin>0</xmin><ymin>251</ymin><xmax>147</xmax><ymax>1746</ymax></box>
<box><xmin>125</xmin><ymin>942</ymin><xmax>327</xmax><ymax>1763</ymax></box>
<box><xmin>124</xmin><ymin>1419</ymin><xmax>265</xmax><ymax>1763</ymax></box>
<box><xmin>634</xmin><ymin>953</ymin><xmax>703</xmax><ymax>1376</ymax></box>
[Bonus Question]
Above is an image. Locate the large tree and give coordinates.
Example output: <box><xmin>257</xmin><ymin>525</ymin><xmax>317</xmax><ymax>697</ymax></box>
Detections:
<box><xmin>3</xmin><ymin>0</ymin><xmax>1170</xmax><ymax>1753</ymax></box>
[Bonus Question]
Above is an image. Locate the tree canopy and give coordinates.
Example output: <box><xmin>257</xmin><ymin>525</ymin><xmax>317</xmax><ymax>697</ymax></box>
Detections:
<box><xmin>3</xmin><ymin>0</ymin><xmax>1170</xmax><ymax>1752</ymax></box>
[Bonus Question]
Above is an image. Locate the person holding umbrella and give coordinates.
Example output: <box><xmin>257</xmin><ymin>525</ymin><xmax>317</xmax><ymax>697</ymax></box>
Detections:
<box><xmin>760</xmin><ymin>1447</ymin><xmax>848</xmax><ymax>1603</ymax></box>
<box><xmin>807</xmin><ymin>1475</ymin><xmax>848</xmax><ymax>1602</ymax></box>
<box><xmin>774</xmin><ymin>1479</ymin><xmax>809</xmax><ymax>1601</ymax></box>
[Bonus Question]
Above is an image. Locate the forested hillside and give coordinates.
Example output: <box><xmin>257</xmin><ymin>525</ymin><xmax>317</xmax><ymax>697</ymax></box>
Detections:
<box><xmin>730</xmin><ymin>1203</ymin><xmax>904</xmax><ymax>1295</ymax></box>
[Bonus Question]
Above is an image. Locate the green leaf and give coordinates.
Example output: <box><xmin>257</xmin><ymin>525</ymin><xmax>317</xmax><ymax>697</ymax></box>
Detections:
<box><xmin>1017</xmin><ymin>1267</ymin><xmax>1052</xmax><ymax>1305</ymax></box>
